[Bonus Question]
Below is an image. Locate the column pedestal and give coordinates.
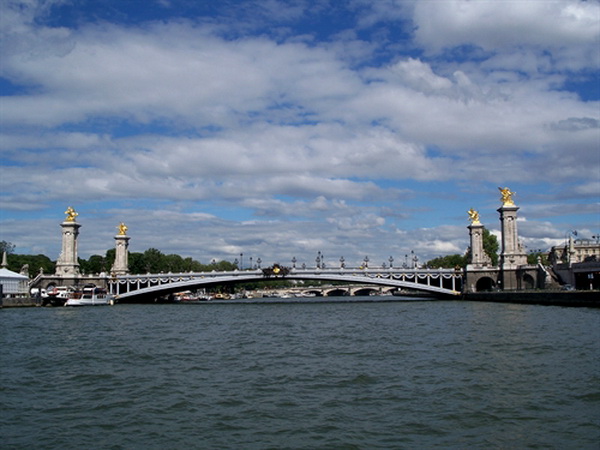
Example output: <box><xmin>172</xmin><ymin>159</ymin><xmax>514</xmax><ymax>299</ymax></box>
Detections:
<box><xmin>111</xmin><ymin>234</ymin><xmax>130</xmax><ymax>275</ymax></box>
<box><xmin>55</xmin><ymin>221</ymin><xmax>81</xmax><ymax>277</ymax></box>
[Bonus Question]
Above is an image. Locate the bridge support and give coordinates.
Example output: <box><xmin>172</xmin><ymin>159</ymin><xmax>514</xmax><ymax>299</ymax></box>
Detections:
<box><xmin>55</xmin><ymin>219</ymin><xmax>81</xmax><ymax>277</ymax></box>
<box><xmin>498</xmin><ymin>204</ymin><xmax>528</xmax><ymax>290</ymax></box>
<box><xmin>111</xmin><ymin>232</ymin><xmax>130</xmax><ymax>276</ymax></box>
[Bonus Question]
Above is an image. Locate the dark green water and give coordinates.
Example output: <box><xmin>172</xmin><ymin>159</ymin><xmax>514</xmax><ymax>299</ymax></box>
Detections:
<box><xmin>1</xmin><ymin>299</ymin><xmax>599</xmax><ymax>449</ymax></box>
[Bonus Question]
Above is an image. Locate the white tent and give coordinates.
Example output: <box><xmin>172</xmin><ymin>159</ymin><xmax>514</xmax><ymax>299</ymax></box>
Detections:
<box><xmin>0</xmin><ymin>268</ymin><xmax>30</xmax><ymax>298</ymax></box>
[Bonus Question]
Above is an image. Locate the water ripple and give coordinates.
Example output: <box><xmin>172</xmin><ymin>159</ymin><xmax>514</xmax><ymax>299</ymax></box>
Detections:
<box><xmin>1</xmin><ymin>301</ymin><xmax>599</xmax><ymax>448</ymax></box>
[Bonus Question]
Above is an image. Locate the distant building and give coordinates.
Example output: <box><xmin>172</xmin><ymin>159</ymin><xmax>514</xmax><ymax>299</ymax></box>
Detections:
<box><xmin>0</xmin><ymin>267</ymin><xmax>30</xmax><ymax>298</ymax></box>
<box><xmin>549</xmin><ymin>237</ymin><xmax>600</xmax><ymax>289</ymax></box>
<box><xmin>549</xmin><ymin>237</ymin><xmax>600</xmax><ymax>265</ymax></box>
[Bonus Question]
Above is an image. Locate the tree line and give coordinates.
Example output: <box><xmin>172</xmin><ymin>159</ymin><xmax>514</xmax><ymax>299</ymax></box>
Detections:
<box><xmin>2</xmin><ymin>229</ymin><xmax>547</xmax><ymax>277</ymax></box>
<box><xmin>0</xmin><ymin>241</ymin><xmax>235</xmax><ymax>276</ymax></box>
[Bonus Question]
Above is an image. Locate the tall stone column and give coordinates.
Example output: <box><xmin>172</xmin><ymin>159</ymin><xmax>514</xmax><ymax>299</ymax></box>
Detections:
<box><xmin>497</xmin><ymin>188</ymin><xmax>527</xmax><ymax>289</ymax></box>
<box><xmin>468</xmin><ymin>222</ymin><xmax>491</xmax><ymax>268</ymax></box>
<box><xmin>111</xmin><ymin>222</ymin><xmax>130</xmax><ymax>275</ymax></box>
<box><xmin>55</xmin><ymin>207</ymin><xmax>81</xmax><ymax>277</ymax></box>
<box><xmin>498</xmin><ymin>205</ymin><xmax>527</xmax><ymax>268</ymax></box>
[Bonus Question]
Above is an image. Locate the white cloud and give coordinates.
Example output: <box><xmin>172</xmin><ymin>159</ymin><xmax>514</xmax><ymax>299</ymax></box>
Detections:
<box><xmin>413</xmin><ymin>0</ymin><xmax>600</xmax><ymax>71</ymax></box>
<box><xmin>0</xmin><ymin>0</ymin><xmax>597</xmax><ymax>266</ymax></box>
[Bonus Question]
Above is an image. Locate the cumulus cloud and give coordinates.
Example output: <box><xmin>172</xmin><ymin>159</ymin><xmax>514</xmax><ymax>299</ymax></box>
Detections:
<box><xmin>413</xmin><ymin>0</ymin><xmax>600</xmax><ymax>71</ymax></box>
<box><xmin>0</xmin><ymin>0</ymin><xmax>598</xmax><ymax>264</ymax></box>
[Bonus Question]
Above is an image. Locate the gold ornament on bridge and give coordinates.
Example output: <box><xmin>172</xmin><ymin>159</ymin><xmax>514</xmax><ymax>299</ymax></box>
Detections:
<box><xmin>467</xmin><ymin>208</ymin><xmax>481</xmax><ymax>225</ymax></box>
<box><xmin>117</xmin><ymin>222</ymin><xmax>128</xmax><ymax>236</ymax></box>
<box><xmin>64</xmin><ymin>206</ymin><xmax>78</xmax><ymax>222</ymax></box>
<box><xmin>498</xmin><ymin>187</ymin><xmax>515</xmax><ymax>206</ymax></box>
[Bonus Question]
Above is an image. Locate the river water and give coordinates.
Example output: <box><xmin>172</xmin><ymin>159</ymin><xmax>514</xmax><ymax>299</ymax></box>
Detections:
<box><xmin>1</xmin><ymin>298</ymin><xmax>599</xmax><ymax>449</ymax></box>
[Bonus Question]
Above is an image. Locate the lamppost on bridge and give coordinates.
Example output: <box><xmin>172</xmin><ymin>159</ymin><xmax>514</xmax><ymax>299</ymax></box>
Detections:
<box><xmin>389</xmin><ymin>256</ymin><xmax>394</xmax><ymax>268</ymax></box>
<box><xmin>234</xmin><ymin>258</ymin><xmax>239</xmax><ymax>269</ymax></box>
<box><xmin>339</xmin><ymin>256</ymin><xmax>345</xmax><ymax>269</ymax></box>
<box><xmin>411</xmin><ymin>251</ymin><xmax>419</xmax><ymax>269</ymax></box>
<box><xmin>316</xmin><ymin>251</ymin><xmax>322</xmax><ymax>269</ymax></box>
<box><xmin>249</xmin><ymin>256</ymin><xmax>253</xmax><ymax>270</ymax></box>
<box><xmin>256</xmin><ymin>258</ymin><xmax>262</xmax><ymax>269</ymax></box>
<box><xmin>292</xmin><ymin>256</ymin><xmax>297</xmax><ymax>268</ymax></box>
<box><xmin>410</xmin><ymin>250</ymin><xmax>414</xmax><ymax>269</ymax></box>
<box><xmin>404</xmin><ymin>254</ymin><xmax>408</xmax><ymax>268</ymax></box>
<box><xmin>363</xmin><ymin>256</ymin><xmax>369</xmax><ymax>268</ymax></box>
<box><xmin>240</xmin><ymin>253</ymin><xmax>243</xmax><ymax>270</ymax></box>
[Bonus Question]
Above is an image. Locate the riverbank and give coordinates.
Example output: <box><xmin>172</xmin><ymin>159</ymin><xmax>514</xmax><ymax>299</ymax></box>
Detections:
<box><xmin>0</xmin><ymin>297</ymin><xmax>43</xmax><ymax>308</ymax></box>
<box><xmin>3</xmin><ymin>290</ymin><xmax>599</xmax><ymax>308</ymax></box>
<box><xmin>463</xmin><ymin>290</ymin><xmax>599</xmax><ymax>308</ymax></box>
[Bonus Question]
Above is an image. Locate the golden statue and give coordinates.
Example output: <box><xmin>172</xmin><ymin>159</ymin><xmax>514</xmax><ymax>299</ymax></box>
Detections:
<box><xmin>64</xmin><ymin>206</ymin><xmax>78</xmax><ymax>222</ymax></box>
<box><xmin>117</xmin><ymin>222</ymin><xmax>128</xmax><ymax>236</ymax></box>
<box><xmin>467</xmin><ymin>208</ymin><xmax>480</xmax><ymax>224</ymax></box>
<box><xmin>498</xmin><ymin>187</ymin><xmax>515</xmax><ymax>206</ymax></box>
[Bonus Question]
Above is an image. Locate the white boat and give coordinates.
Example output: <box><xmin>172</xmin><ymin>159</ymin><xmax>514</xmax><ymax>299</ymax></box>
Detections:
<box><xmin>44</xmin><ymin>285</ymin><xmax>77</xmax><ymax>306</ymax></box>
<box><xmin>65</xmin><ymin>286</ymin><xmax>115</xmax><ymax>306</ymax></box>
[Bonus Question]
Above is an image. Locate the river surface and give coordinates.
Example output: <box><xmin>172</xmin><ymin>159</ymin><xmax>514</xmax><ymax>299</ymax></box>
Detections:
<box><xmin>1</xmin><ymin>298</ymin><xmax>599</xmax><ymax>449</ymax></box>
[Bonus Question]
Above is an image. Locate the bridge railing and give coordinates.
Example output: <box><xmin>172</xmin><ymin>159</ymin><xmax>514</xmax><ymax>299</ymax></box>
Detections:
<box><xmin>109</xmin><ymin>266</ymin><xmax>463</xmax><ymax>296</ymax></box>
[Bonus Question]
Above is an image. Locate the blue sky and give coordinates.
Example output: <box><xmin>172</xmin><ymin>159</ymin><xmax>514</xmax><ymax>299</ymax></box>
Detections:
<box><xmin>1</xmin><ymin>0</ymin><xmax>599</xmax><ymax>268</ymax></box>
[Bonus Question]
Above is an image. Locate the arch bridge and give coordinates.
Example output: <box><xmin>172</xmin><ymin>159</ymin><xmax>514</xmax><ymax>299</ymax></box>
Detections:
<box><xmin>111</xmin><ymin>266</ymin><xmax>463</xmax><ymax>302</ymax></box>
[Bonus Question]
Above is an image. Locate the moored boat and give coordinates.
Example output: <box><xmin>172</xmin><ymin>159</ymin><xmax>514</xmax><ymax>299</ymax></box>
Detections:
<box><xmin>44</xmin><ymin>285</ymin><xmax>76</xmax><ymax>306</ymax></box>
<box><xmin>65</xmin><ymin>286</ymin><xmax>115</xmax><ymax>306</ymax></box>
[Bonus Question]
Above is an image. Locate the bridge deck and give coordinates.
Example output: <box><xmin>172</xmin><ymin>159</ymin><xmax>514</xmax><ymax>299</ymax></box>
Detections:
<box><xmin>113</xmin><ymin>268</ymin><xmax>463</xmax><ymax>300</ymax></box>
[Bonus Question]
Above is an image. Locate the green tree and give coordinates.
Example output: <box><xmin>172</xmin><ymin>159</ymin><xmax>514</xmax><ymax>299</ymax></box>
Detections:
<box><xmin>0</xmin><ymin>240</ymin><xmax>16</xmax><ymax>254</ymax></box>
<box><xmin>527</xmin><ymin>251</ymin><xmax>548</xmax><ymax>265</ymax></box>
<box><xmin>482</xmin><ymin>227</ymin><xmax>499</xmax><ymax>266</ymax></box>
<box><xmin>129</xmin><ymin>252</ymin><xmax>146</xmax><ymax>274</ymax></box>
<box><xmin>6</xmin><ymin>254</ymin><xmax>54</xmax><ymax>275</ymax></box>
<box><xmin>105</xmin><ymin>248</ymin><xmax>116</xmax><ymax>270</ymax></box>
<box><xmin>80</xmin><ymin>255</ymin><xmax>107</xmax><ymax>274</ymax></box>
<box><xmin>426</xmin><ymin>254</ymin><xmax>468</xmax><ymax>268</ymax></box>
<box><xmin>143</xmin><ymin>248</ymin><xmax>165</xmax><ymax>273</ymax></box>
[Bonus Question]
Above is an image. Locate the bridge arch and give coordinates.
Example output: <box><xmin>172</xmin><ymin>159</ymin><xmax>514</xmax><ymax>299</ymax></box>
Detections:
<box><xmin>112</xmin><ymin>268</ymin><xmax>462</xmax><ymax>302</ymax></box>
<box><xmin>475</xmin><ymin>276</ymin><xmax>496</xmax><ymax>292</ymax></box>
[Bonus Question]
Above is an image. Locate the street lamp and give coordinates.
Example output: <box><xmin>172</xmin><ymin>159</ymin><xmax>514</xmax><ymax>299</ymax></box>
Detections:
<box><xmin>292</xmin><ymin>256</ymin><xmax>297</xmax><ymax>268</ymax></box>
<box><xmin>256</xmin><ymin>258</ymin><xmax>262</xmax><ymax>269</ymax></box>
<box><xmin>363</xmin><ymin>256</ymin><xmax>369</xmax><ymax>268</ymax></box>
<box><xmin>339</xmin><ymin>256</ymin><xmax>345</xmax><ymax>268</ymax></box>
<box><xmin>388</xmin><ymin>256</ymin><xmax>394</xmax><ymax>268</ymax></box>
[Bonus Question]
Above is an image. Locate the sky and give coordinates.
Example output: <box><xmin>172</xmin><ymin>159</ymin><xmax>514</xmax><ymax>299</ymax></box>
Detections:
<box><xmin>1</xmin><ymin>0</ymin><xmax>599</xmax><ymax>269</ymax></box>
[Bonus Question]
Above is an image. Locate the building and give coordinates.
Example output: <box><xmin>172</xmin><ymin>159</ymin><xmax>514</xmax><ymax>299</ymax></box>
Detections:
<box><xmin>0</xmin><ymin>267</ymin><xmax>30</xmax><ymax>299</ymax></box>
<box><xmin>549</xmin><ymin>237</ymin><xmax>600</xmax><ymax>290</ymax></box>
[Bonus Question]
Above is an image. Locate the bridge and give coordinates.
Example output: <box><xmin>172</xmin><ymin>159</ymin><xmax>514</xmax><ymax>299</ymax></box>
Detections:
<box><xmin>111</xmin><ymin>266</ymin><xmax>463</xmax><ymax>302</ymax></box>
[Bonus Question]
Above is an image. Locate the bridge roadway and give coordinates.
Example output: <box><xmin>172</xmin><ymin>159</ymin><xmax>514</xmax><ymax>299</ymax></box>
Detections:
<box><xmin>112</xmin><ymin>267</ymin><xmax>463</xmax><ymax>301</ymax></box>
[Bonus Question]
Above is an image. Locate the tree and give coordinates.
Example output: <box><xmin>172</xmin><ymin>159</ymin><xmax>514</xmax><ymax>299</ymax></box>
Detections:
<box><xmin>129</xmin><ymin>252</ymin><xmax>147</xmax><ymax>274</ymax></box>
<box><xmin>527</xmin><ymin>251</ymin><xmax>548</xmax><ymax>265</ymax></box>
<box><xmin>0</xmin><ymin>240</ymin><xmax>16</xmax><ymax>254</ymax></box>
<box><xmin>425</xmin><ymin>254</ymin><xmax>468</xmax><ymax>268</ymax></box>
<box><xmin>482</xmin><ymin>227</ymin><xmax>499</xmax><ymax>266</ymax></box>
<box><xmin>79</xmin><ymin>255</ymin><xmax>107</xmax><ymax>274</ymax></box>
<box><xmin>6</xmin><ymin>254</ymin><xmax>54</xmax><ymax>275</ymax></box>
<box><xmin>143</xmin><ymin>248</ymin><xmax>165</xmax><ymax>273</ymax></box>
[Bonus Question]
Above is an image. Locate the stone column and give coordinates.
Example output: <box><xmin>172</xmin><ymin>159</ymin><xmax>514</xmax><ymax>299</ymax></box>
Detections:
<box><xmin>55</xmin><ymin>220</ymin><xmax>81</xmax><ymax>277</ymax></box>
<box><xmin>498</xmin><ymin>204</ymin><xmax>527</xmax><ymax>290</ymax></box>
<box><xmin>111</xmin><ymin>234</ymin><xmax>130</xmax><ymax>275</ymax></box>
<box><xmin>468</xmin><ymin>222</ymin><xmax>491</xmax><ymax>268</ymax></box>
<box><xmin>498</xmin><ymin>205</ymin><xmax>527</xmax><ymax>267</ymax></box>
